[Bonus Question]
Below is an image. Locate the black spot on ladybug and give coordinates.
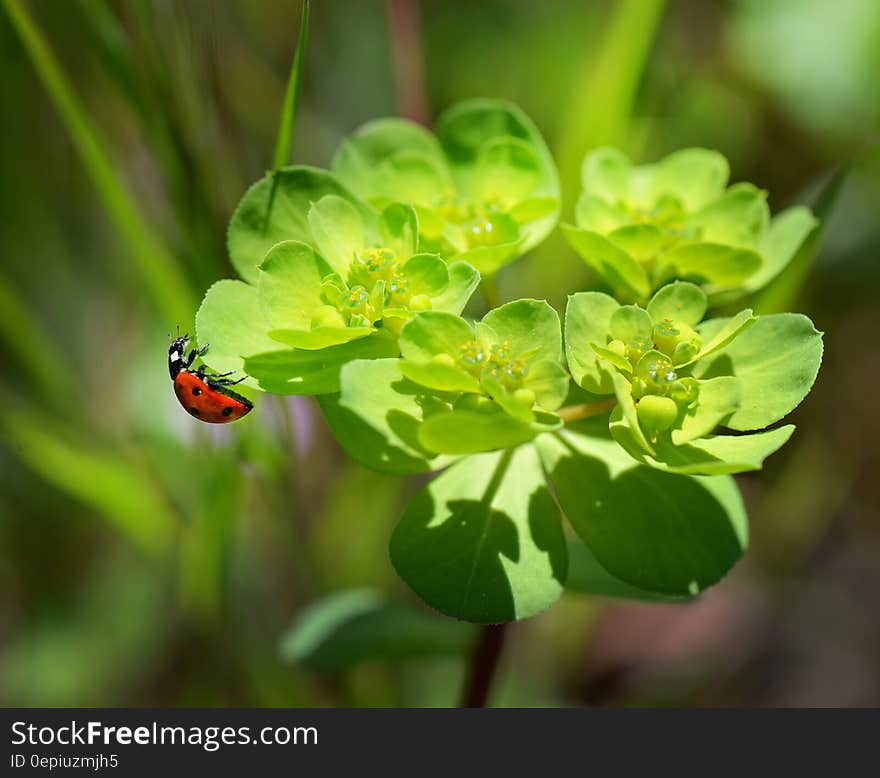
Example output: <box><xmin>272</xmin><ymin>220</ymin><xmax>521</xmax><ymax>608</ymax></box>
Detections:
<box><xmin>192</xmin><ymin>386</ymin><xmax>201</xmax><ymax>395</ymax></box>
<box><xmin>222</xmin><ymin>406</ymin><xmax>233</xmax><ymax>416</ymax></box>
<box><xmin>189</xmin><ymin>407</ymin><xmax>201</xmax><ymax>416</ymax></box>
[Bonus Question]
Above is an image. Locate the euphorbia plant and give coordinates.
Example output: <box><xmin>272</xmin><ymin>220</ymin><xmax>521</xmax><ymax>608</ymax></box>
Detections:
<box><xmin>196</xmin><ymin>99</ymin><xmax>822</xmax><ymax>625</ymax></box>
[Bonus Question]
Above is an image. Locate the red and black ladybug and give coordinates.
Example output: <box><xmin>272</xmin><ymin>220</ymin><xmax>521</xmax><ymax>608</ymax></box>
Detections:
<box><xmin>168</xmin><ymin>334</ymin><xmax>253</xmax><ymax>423</ymax></box>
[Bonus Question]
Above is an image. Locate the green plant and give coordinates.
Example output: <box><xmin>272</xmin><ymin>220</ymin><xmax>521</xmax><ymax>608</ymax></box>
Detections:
<box><xmin>196</xmin><ymin>100</ymin><xmax>823</xmax><ymax>626</ymax></box>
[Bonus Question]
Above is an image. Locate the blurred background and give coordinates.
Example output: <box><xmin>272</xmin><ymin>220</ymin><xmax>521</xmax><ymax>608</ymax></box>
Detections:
<box><xmin>1</xmin><ymin>0</ymin><xmax>878</xmax><ymax>707</ymax></box>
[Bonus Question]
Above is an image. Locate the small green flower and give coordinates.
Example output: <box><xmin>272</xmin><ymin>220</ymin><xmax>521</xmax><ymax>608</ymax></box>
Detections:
<box><xmin>392</xmin><ymin>299</ymin><xmax>570</xmax><ymax>453</ymax></box>
<box><xmin>332</xmin><ymin>100</ymin><xmax>560</xmax><ymax>276</ymax></box>
<box><xmin>563</xmin><ymin>147</ymin><xmax>817</xmax><ymax>304</ymax></box>
<box><xmin>258</xmin><ymin>195</ymin><xmax>480</xmax><ymax>349</ymax></box>
<box><xmin>565</xmin><ymin>281</ymin><xmax>823</xmax><ymax>474</ymax></box>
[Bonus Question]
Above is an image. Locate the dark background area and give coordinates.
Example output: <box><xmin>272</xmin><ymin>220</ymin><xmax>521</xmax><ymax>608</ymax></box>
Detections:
<box><xmin>0</xmin><ymin>0</ymin><xmax>878</xmax><ymax>707</ymax></box>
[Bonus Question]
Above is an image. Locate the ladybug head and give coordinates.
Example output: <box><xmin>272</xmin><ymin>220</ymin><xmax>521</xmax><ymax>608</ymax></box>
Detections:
<box><xmin>168</xmin><ymin>333</ymin><xmax>190</xmax><ymax>379</ymax></box>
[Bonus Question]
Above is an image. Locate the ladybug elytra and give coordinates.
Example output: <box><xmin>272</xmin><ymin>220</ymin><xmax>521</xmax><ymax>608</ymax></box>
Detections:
<box><xmin>168</xmin><ymin>334</ymin><xmax>253</xmax><ymax>423</ymax></box>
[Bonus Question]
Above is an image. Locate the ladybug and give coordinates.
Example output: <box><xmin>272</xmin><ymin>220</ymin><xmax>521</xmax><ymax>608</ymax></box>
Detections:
<box><xmin>168</xmin><ymin>334</ymin><xmax>253</xmax><ymax>423</ymax></box>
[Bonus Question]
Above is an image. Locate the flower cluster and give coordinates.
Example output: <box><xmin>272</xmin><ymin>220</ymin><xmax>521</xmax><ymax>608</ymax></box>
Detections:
<box><xmin>563</xmin><ymin>147</ymin><xmax>817</xmax><ymax>304</ymax></box>
<box><xmin>192</xmin><ymin>98</ymin><xmax>824</xmax><ymax>620</ymax></box>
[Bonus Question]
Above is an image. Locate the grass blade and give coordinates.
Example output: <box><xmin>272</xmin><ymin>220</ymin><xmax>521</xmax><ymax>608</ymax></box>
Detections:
<box><xmin>1</xmin><ymin>410</ymin><xmax>178</xmax><ymax>557</ymax></box>
<box><xmin>0</xmin><ymin>274</ymin><xmax>71</xmax><ymax>403</ymax></box>
<box><xmin>272</xmin><ymin>0</ymin><xmax>311</xmax><ymax>171</ymax></box>
<box><xmin>2</xmin><ymin>0</ymin><xmax>195</xmax><ymax>325</ymax></box>
<box><xmin>556</xmin><ymin>0</ymin><xmax>667</xmax><ymax>206</ymax></box>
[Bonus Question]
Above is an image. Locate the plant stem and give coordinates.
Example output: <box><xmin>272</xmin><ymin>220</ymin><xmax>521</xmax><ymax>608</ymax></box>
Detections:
<box><xmin>385</xmin><ymin>0</ymin><xmax>430</xmax><ymax>125</ymax></box>
<box><xmin>480</xmin><ymin>274</ymin><xmax>501</xmax><ymax>310</ymax></box>
<box><xmin>460</xmin><ymin>623</ymin><xmax>508</xmax><ymax>708</ymax></box>
<box><xmin>557</xmin><ymin>398</ymin><xmax>617</xmax><ymax>423</ymax></box>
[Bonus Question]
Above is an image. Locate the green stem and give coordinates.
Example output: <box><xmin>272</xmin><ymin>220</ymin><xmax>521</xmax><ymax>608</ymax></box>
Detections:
<box><xmin>2</xmin><ymin>0</ymin><xmax>194</xmax><ymax>325</ymax></box>
<box><xmin>557</xmin><ymin>398</ymin><xmax>617</xmax><ymax>424</ymax></box>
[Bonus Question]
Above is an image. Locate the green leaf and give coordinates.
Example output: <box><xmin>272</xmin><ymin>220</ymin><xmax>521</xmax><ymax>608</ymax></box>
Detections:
<box><xmin>607</xmin><ymin>223</ymin><xmax>664</xmax><ymax>264</ymax></box>
<box><xmin>195</xmin><ymin>280</ymin><xmax>279</xmax><ymax>387</ymax></box>
<box><xmin>268</xmin><ymin>326</ymin><xmax>372</xmax><ymax>350</ymax></box>
<box><xmin>398</xmin><ymin>360</ymin><xmax>480</xmax><ymax>393</ymax></box>
<box><xmin>390</xmin><ymin>446</ymin><xmax>567</xmax><ymax>623</ymax></box>
<box><xmin>399</xmin><ymin>311</ymin><xmax>473</xmax><ymax>361</ymax></box>
<box><xmin>228</xmin><ymin>166</ymin><xmax>375</xmax><ymax>284</ymax></box>
<box><xmin>611</xmin><ymin>414</ymin><xmax>795</xmax><ymax>475</ymax></box>
<box><xmin>436</xmin><ymin>99</ymin><xmax>560</xmax><ymax>251</ymax></box>
<box><xmin>380</xmin><ymin>202</ymin><xmax>419</xmax><ymax>258</ymax></box>
<box><xmin>401</xmin><ymin>253</ymin><xmax>448</xmax><ymax>297</ymax></box>
<box><xmin>646</xmin><ymin>281</ymin><xmax>707</xmax><ymax>326</ymax></box>
<box><xmin>372</xmin><ymin>153</ymin><xmax>453</xmax><ymax>208</ymax></box>
<box><xmin>655</xmin><ymin>242</ymin><xmax>762</xmax><ymax>290</ymax></box>
<box><xmin>537</xmin><ymin>430</ymin><xmax>747</xmax><ymax>597</ymax></box>
<box><xmin>562</xmin><ymin>225</ymin><xmax>650</xmax><ymax>303</ymax></box>
<box><xmin>509</xmin><ymin>197</ymin><xmax>559</xmax><ymax>223</ymax></box>
<box><xmin>307</xmin><ymin>195</ymin><xmax>365</xmax><ymax>275</ymax></box>
<box><xmin>324</xmin><ymin>358</ymin><xmax>454</xmax><ymax>474</ymax></box>
<box><xmin>685</xmin><ymin>308</ymin><xmax>756</xmax><ymax>365</ymax></box>
<box><xmin>564</xmin><ymin>291</ymin><xmax>620</xmax><ymax>394</ymax></box>
<box><xmin>591</xmin><ymin>342</ymin><xmax>632</xmax><ymax>373</ymax></box>
<box><xmin>526</xmin><ymin>360</ymin><xmax>570</xmax><ymax>411</ymax></box>
<box><xmin>692</xmin><ymin>313</ymin><xmax>823</xmax><ymax>431</ymax></box>
<box><xmin>455</xmin><ymin>237</ymin><xmax>521</xmax><ymax>277</ymax></box>
<box><xmin>332</xmin><ymin>118</ymin><xmax>451</xmax><ymax>203</ymax></box>
<box><xmin>418</xmin><ymin>407</ymin><xmax>560</xmax><ymax>455</ymax></box>
<box><xmin>430</xmin><ymin>261</ymin><xmax>481</xmax><ymax>315</ymax></box>
<box><xmin>244</xmin><ymin>335</ymin><xmax>398</xmax><ymax>396</ymax></box>
<box><xmin>685</xmin><ymin>183</ymin><xmax>770</xmax><ymax>247</ymax></box>
<box><xmin>745</xmin><ymin>206</ymin><xmax>818</xmax><ymax>293</ymax></box>
<box><xmin>471</xmin><ymin>136</ymin><xmax>543</xmax><ymax>203</ymax></box>
<box><xmin>258</xmin><ymin>240</ymin><xmax>332</xmax><ymax>331</ymax></box>
<box><xmin>480</xmin><ymin>298</ymin><xmax>563</xmax><ymax>363</ymax></box>
<box><xmin>609</xmin><ymin>303</ymin><xmax>653</xmax><ymax>342</ymax></box>
<box><xmin>278</xmin><ymin>589</ymin><xmax>473</xmax><ymax>672</ymax></box>
<box><xmin>565</xmin><ymin>540</ymin><xmax>695</xmax><ymax>602</ymax></box>
<box><xmin>580</xmin><ymin>147</ymin><xmax>631</xmax><ymax>202</ymax></box>
<box><xmin>575</xmin><ymin>193</ymin><xmax>629</xmax><ymax>233</ymax></box>
<box><xmin>671</xmin><ymin>376</ymin><xmax>741</xmax><ymax>445</ymax></box>
<box><xmin>652</xmin><ymin>148</ymin><xmax>730</xmax><ymax>211</ymax></box>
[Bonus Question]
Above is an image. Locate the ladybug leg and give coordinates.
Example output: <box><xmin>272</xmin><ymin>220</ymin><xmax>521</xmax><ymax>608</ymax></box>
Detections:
<box><xmin>196</xmin><ymin>364</ymin><xmax>235</xmax><ymax>380</ymax></box>
<box><xmin>207</xmin><ymin>375</ymin><xmax>247</xmax><ymax>389</ymax></box>
<box><xmin>183</xmin><ymin>344</ymin><xmax>209</xmax><ymax>369</ymax></box>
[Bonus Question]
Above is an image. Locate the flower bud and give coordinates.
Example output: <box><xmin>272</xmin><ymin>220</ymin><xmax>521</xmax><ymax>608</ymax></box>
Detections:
<box><xmin>637</xmin><ymin>394</ymin><xmax>678</xmax><ymax>432</ymax></box>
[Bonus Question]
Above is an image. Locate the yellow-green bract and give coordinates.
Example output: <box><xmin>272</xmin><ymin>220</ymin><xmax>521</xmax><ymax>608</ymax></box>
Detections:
<box><xmin>332</xmin><ymin>99</ymin><xmax>560</xmax><ymax>276</ymax></box>
<box><xmin>564</xmin><ymin>281</ymin><xmax>823</xmax><ymax>475</ymax></box>
<box><xmin>562</xmin><ymin>147</ymin><xmax>817</xmax><ymax>304</ymax></box>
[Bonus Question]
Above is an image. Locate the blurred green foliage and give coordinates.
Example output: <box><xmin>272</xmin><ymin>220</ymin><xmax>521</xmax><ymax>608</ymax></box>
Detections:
<box><xmin>0</xmin><ymin>0</ymin><xmax>878</xmax><ymax>708</ymax></box>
